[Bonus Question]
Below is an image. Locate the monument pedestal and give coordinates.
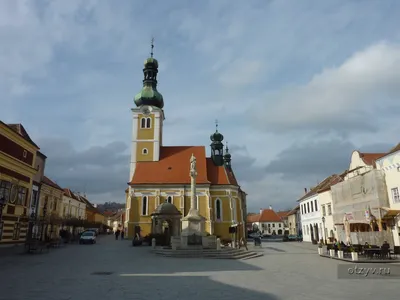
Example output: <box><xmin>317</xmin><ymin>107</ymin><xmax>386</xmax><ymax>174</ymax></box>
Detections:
<box><xmin>180</xmin><ymin>209</ymin><xmax>206</xmax><ymax>248</ymax></box>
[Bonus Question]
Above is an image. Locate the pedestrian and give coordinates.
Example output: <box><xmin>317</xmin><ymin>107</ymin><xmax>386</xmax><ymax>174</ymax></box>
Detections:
<box><xmin>115</xmin><ymin>229</ymin><xmax>120</xmax><ymax>240</ymax></box>
<box><xmin>121</xmin><ymin>229</ymin><xmax>125</xmax><ymax>240</ymax></box>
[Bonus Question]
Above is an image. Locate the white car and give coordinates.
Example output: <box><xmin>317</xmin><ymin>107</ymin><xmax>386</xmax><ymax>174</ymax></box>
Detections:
<box><xmin>79</xmin><ymin>231</ymin><xmax>97</xmax><ymax>244</ymax></box>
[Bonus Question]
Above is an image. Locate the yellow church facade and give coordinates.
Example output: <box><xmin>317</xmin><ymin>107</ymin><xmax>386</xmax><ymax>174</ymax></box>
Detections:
<box><xmin>124</xmin><ymin>51</ymin><xmax>246</xmax><ymax>240</ymax></box>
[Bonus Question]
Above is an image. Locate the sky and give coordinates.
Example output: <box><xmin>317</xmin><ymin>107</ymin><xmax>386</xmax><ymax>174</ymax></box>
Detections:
<box><xmin>1</xmin><ymin>0</ymin><xmax>400</xmax><ymax>213</ymax></box>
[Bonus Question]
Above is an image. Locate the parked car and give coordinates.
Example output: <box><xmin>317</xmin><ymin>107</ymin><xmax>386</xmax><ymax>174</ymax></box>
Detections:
<box><xmin>79</xmin><ymin>231</ymin><xmax>97</xmax><ymax>244</ymax></box>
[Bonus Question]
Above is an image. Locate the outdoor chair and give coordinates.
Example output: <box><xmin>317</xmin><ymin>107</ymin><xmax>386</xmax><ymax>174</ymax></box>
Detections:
<box><xmin>392</xmin><ymin>246</ymin><xmax>400</xmax><ymax>259</ymax></box>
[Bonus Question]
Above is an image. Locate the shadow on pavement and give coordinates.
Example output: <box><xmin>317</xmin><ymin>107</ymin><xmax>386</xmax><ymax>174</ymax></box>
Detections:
<box><xmin>115</xmin><ymin>275</ymin><xmax>280</xmax><ymax>300</ymax></box>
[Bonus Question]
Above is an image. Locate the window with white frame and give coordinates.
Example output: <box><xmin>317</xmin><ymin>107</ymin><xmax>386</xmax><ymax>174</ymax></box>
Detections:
<box><xmin>392</xmin><ymin>187</ymin><xmax>400</xmax><ymax>203</ymax></box>
<box><xmin>314</xmin><ymin>199</ymin><xmax>318</xmax><ymax>211</ymax></box>
<box><xmin>142</xmin><ymin>148</ymin><xmax>148</xmax><ymax>155</ymax></box>
<box><xmin>311</xmin><ymin>201</ymin><xmax>314</xmax><ymax>212</ymax></box>
<box><xmin>327</xmin><ymin>204</ymin><xmax>332</xmax><ymax>215</ymax></box>
<box><xmin>142</xmin><ymin>196</ymin><xmax>148</xmax><ymax>215</ymax></box>
<box><xmin>215</xmin><ymin>198</ymin><xmax>222</xmax><ymax>221</ymax></box>
<box><xmin>140</xmin><ymin>117</ymin><xmax>152</xmax><ymax>129</ymax></box>
<box><xmin>322</xmin><ymin>205</ymin><xmax>326</xmax><ymax>216</ymax></box>
<box><xmin>180</xmin><ymin>195</ymin><xmax>184</xmax><ymax>208</ymax></box>
<box><xmin>307</xmin><ymin>202</ymin><xmax>310</xmax><ymax>213</ymax></box>
<box><xmin>167</xmin><ymin>196</ymin><xmax>173</xmax><ymax>204</ymax></box>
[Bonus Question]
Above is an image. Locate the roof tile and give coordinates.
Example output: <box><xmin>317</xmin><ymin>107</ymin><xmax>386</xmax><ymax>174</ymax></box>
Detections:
<box><xmin>130</xmin><ymin>146</ymin><xmax>239</xmax><ymax>186</ymax></box>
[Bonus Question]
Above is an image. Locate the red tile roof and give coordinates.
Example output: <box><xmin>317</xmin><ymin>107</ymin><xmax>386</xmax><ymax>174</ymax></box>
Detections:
<box><xmin>246</xmin><ymin>209</ymin><xmax>282</xmax><ymax>223</ymax></box>
<box><xmin>287</xmin><ymin>205</ymin><xmax>300</xmax><ymax>216</ymax></box>
<box><xmin>276</xmin><ymin>211</ymin><xmax>291</xmax><ymax>218</ymax></box>
<box><xmin>42</xmin><ymin>176</ymin><xmax>63</xmax><ymax>191</ymax></box>
<box><xmin>358</xmin><ymin>152</ymin><xmax>386</xmax><ymax>166</ymax></box>
<box><xmin>129</xmin><ymin>146</ymin><xmax>239</xmax><ymax>186</ymax></box>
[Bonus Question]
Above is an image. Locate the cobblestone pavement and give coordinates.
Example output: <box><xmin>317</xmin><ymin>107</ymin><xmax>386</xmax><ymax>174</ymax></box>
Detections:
<box><xmin>0</xmin><ymin>237</ymin><xmax>398</xmax><ymax>300</ymax></box>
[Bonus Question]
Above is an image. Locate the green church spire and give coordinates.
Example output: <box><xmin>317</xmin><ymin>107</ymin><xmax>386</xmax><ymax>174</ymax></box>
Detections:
<box><xmin>134</xmin><ymin>38</ymin><xmax>164</xmax><ymax>109</ymax></box>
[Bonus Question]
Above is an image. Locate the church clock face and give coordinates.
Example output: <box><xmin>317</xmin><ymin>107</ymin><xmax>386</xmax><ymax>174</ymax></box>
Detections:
<box><xmin>140</xmin><ymin>105</ymin><xmax>151</xmax><ymax>116</ymax></box>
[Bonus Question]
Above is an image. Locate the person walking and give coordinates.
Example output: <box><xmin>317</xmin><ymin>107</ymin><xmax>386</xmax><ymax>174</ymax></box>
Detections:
<box><xmin>121</xmin><ymin>228</ymin><xmax>125</xmax><ymax>240</ymax></box>
<box><xmin>115</xmin><ymin>229</ymin><xmax>120</xmax><ymax>240</ymax></box>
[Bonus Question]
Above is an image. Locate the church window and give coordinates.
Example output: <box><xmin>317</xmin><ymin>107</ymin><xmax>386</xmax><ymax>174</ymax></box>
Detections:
<box><xmin>167</xmin><ymin>196</ymin><xmax>172</xmax><ymax>204</ymax></box>
<box><xmin>146</xmin><ymin>117</ymin><xmax>151</xmax><ymax>128</ymax></box>
<box><xmin>140</xmin><ymin>118</ymin><xmax>146</xmax><ymax>128</ymax></box>
<box><xmin>215</xmin><ymin>199</ymin><xmax>222</xmax><ymax>221</ymax></box>
<box><xmin>142</xmin><ymin>148</ymin><xmax>148</xmax><ymax>155</ymax></box>
<box><xmin>142</xmin><ymin>196</ymin><xmax>148</xmax><ymax>215</ymax></box>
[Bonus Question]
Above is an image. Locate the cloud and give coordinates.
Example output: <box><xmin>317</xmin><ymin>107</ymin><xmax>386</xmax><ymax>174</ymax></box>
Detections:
<box><xmin>2</xmin><ymin>0</ymin><xmax>400</xmax><ymax>213</ymax></box>
<box><xmin>37</xmin><ymin>138</ymin><xmax>129</xmax><ymax>200</ymax></box>
<box><xmin>249</xmin><ymin>42</ymin><xmax>400</xmax><ymax>135</ymax></box>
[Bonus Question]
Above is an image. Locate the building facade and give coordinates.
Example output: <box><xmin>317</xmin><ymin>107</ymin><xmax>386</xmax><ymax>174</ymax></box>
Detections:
<box><xmin>375</xmin><ymin>143</ymin><xmax>400</xmax><ymax>246</ymax></box>
<box><xmin>125</xmin><ymin>52</ymin><xmax>246</xmax><ymax>240</ymax></box>
<box><xmin>38</xmin><ymin>176</ymin><xmax>64</xmax><ymax>239</ymax></box>
<box><xmin>331</xmin><ymin>151</ymin><xmax>393</xmax><ymax>246</ymax></box>
<box><xmin>0</xmin><ymin>122</ymin><xmax>39</xmax><ymax>244</ymax></box>
<box><xmin>62</xmin><ymin>189</ymin><xmax>86</xmax><ymax>220</ymax></box>
<box><xmin>299</xmin><ymin>190</ymin><xmax>322</xmax><ymax>243</ymax></box>
<box><xmin>246</xmin><ymin>209</ymin><xmax>285</xmax><ymax>235</ymax></box>
<box><xmin>287</xmin><ymin>206</ymin><xmax>300</xmax><ymax>236</ymax></box>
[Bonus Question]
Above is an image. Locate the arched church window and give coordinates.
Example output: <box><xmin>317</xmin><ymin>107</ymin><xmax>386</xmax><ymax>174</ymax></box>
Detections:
<box><xmin>142</xmin><ymin>196</ymin><xmax>148</xmax><ymax>215</ymax></box>
<box><xmin>215</xmin><ymin>199</ymin><xmax>222</xmax><ymax>221</ymax></box>
<box><xmin>140</xmin><ymin>118</ymin><xmax>146</xmax><ymax>128</ymax></box>
<box><xmin>167</xmin><ymin>196</ymin><xmax>172</xmax><ymax>204</ymax></box>
<box><xmin>142</xmin><ymin>148</ymin><xmax>148</xmax><ymax>155</ymax></box>
<box><xmin>146</xmin><ymin>117</ymin><xmax>151</xmax><ymax>128</ymax></box>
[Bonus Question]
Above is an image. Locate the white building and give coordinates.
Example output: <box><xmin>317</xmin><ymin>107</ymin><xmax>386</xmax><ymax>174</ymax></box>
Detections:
<box><xmin>298</xmin><ymin>175</ymin><xmax>340</xmax><ymax>243</ymax></box>
<box><xmin>376</xmin><ymin>143</ymin><xmax>400</xmax><ymax>246</ymax></box>
<box><xmin>317</xmin><ymin>176</ymin><xmax>344</xmax><ymax>243</ymax></box>
<box><xmin>299</xmin><ymin>188</ymin><xmax>322</xmax><ymax>243</ymax></box>
<box><xmin>247</xmin><ymin>208</ymin><xmax>285</xmax><ymax>235</ymax></box>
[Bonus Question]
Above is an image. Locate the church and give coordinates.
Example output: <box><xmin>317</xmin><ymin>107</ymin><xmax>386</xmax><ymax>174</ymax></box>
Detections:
<box><xmin>124</xmin><ymin>46</ymin><xmax>247</xmax><ymax>240</ymax></box>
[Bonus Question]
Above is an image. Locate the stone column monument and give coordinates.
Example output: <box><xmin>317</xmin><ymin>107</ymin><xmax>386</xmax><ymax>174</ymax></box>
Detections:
<box><xmin>179</xmin><ymin>154</ymin><xmax>206</xmax><ymax>248</ymax></box>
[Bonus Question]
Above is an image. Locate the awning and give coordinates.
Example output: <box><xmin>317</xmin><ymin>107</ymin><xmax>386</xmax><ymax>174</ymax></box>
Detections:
<box><xmin>381</xmin><ymin>208</ymin><xmax>400</xmax><ymax>218</ymax></box>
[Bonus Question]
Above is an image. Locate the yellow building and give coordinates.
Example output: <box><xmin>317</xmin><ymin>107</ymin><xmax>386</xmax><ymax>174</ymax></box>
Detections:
<box><xmin>0</xmin><ymin>122</ymin><xmax>39</xmax><ymax>244</ymax></box>
<box><xmin>125</xmin><ymin>52</ymin><xmax>246</xmax><ymax>240</ymax></box>
<box><xmin>38</xmin><ymin>176</ymin><xmax>64</xmax><ymax>239</ymax></box>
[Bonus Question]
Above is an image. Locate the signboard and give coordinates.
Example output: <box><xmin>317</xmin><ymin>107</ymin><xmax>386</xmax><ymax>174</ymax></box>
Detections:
<box><xmin>345</xmin><ymin>213</ymin><xmax>354</xmax><ymax>220</ymax></box>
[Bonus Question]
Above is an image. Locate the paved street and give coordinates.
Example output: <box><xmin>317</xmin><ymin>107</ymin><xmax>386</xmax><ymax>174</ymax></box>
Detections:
<box><xmin>0</xmin><ymin>236</ymin><xmax>398</xmax><ymax>300</ymax></box>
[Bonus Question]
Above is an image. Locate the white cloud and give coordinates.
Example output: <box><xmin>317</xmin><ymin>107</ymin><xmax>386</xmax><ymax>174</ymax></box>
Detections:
<box><xmin>250</xmin><ymin>42</ymin><xmax>400</xmax><ymax>134</ymax></box>
<box><xmin>218</xmin><ymin>59</ymin><xmax>262</xmax><ymax>88</ymax></box>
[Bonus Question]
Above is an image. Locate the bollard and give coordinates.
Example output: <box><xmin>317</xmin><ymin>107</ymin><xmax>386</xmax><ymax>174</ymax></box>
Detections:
<box><xmin>216</xmin><ymin>238</ymin><xmax>221</xmax><ymax>250</ymax></box>
<box><xmin>151</xmin><ymin>238</ymin><xmax>156</xmax><ymax>249</ymax></box>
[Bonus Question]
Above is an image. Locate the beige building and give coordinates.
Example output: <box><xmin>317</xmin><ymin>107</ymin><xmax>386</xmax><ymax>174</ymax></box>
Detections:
<box><xmin>375</xmin><ymin>143</ymin><xmax>400</xmax><ymax>246</ymax></box>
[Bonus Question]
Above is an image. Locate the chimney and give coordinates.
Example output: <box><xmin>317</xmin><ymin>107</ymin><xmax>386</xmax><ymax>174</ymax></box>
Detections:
<box><xmin>260</xmin><ymin>208</ymin><xmax>263</xmax><ymax>214</ymax></box>
<box><xmin>269</xmin><ymin>205</ymin><xmax>272</xmax><ymax>210</ymax></box>
<box><xmin>304</xmin><ymin>188</ymin><xmax>307</xmax><ymax>194</ymax></box>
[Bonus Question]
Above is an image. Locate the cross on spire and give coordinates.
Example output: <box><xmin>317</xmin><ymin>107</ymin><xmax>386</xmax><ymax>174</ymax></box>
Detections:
<box><xmin>226</xmin><ymin>141</ymin><xmax>229</xmax><ymax>150</ymax></box>
<box><xmin>150</xmin><ymin>37</ymin><xmax>154</xmax><ymax>58</ymax></box>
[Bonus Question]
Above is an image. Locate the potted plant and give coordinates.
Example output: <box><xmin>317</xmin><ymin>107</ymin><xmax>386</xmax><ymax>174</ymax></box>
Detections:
<box><xmin>317</xmin><ymin>240</ymin><xmax>324</xmax><ymax>255</ymax></box>
<box><xmin>337</xmin><ymin>244</ymin><xmax>344</xmax><ymax>259</ymax></box>
<box><xmin>349</xmin><ymin>247</ymin><xmax>358</xmax><ymax>261</ymax></box>
<box><xmin>329</xmin><ymin>245</ymin><xmax>335</xmax><ymax>257</ymax></box>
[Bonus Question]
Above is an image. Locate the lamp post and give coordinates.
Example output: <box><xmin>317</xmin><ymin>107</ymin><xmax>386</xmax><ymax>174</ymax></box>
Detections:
<box><xmin>322</xmin><ymin>216</ymin><xmax>327</xmax><ymax>245</ymax></box>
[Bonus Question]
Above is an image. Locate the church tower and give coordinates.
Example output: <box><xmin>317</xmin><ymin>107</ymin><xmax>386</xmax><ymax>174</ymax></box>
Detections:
<box><xmin>210</xmin><ymin>122</ymin><xmax>224</xmax><ymax>166</ymax></box>
<box><xmin>223</xmin><ymin>142</ymin><xmax>232</xmax><ymax>171</ymax></box>
<box><xmin>129</xmin><ymin>40</ymin><xmax>164</xmax><ymax>180</ymax></box>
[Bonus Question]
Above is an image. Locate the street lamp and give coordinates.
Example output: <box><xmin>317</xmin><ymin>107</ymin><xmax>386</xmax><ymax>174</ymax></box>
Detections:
<box><xmin>322</xmin><ymin>216</ymin><xmax>327</xmax><ymax>244</ymax></box>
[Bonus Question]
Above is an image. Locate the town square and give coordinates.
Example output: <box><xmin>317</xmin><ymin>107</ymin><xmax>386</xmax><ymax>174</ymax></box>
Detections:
<box><xmin>0</xmin><ymin>236</ymin><xmax>399</xmax><ymax>300</ymax></box>
<box><xmin>1</xmin><ymin>1</ymin><xmax>400</xmax><ymax>300</ymax></box>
